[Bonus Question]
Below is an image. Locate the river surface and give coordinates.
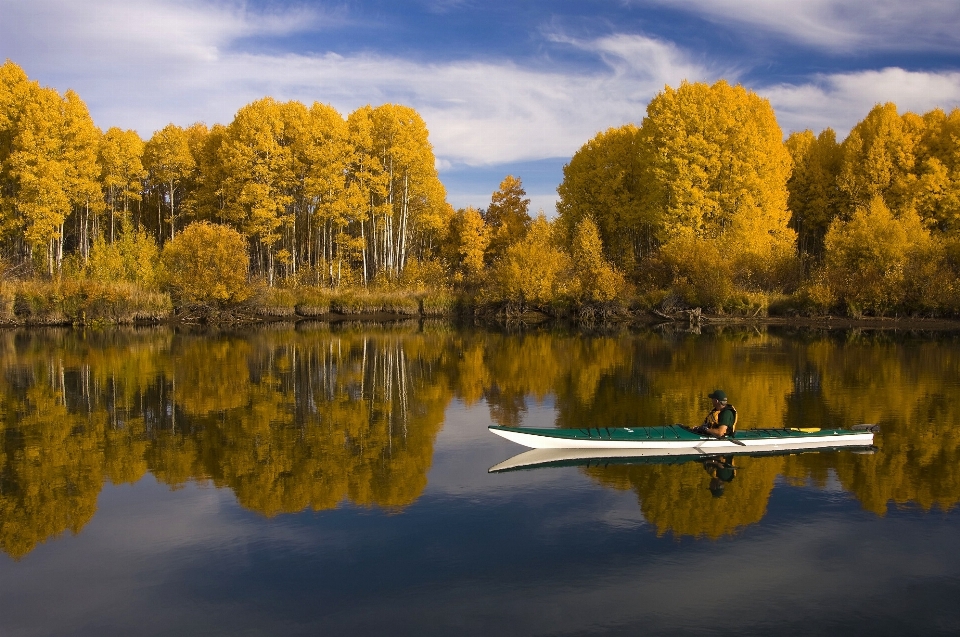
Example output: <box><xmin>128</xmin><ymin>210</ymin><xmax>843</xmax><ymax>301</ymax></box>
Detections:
<box><xmin>1</xmin><ymin>323</ymin><xmax>959</xmax><ymax>636</ymax></box>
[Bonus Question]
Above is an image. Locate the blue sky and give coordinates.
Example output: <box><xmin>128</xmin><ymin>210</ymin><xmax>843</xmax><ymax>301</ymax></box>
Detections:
<box><xmin>3</xmin><ymin>0</ymin><xmax>960</xmax><ymax>214</ymax></box>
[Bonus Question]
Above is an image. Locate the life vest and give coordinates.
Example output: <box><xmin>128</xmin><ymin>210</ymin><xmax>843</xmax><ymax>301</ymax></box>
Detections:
<box><xmin>704</xmin><ymin>404</ymin><xmax>738</xmax><ymax>437</ymax></box>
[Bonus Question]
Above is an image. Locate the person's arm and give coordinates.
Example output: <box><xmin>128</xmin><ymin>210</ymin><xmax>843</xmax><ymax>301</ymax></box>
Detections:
<box><xmin>700</xmin><ymin>424</ymin><xmax>728</xmax><ymax>437</ymax></box>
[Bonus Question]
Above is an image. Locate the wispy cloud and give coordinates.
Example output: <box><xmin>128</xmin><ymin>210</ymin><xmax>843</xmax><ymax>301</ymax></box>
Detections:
<box><xmin>1</xmin><ymin>0</ymin><xmax>330</xmax><ymax>68</ymax></box>
<box><xmin>0</xmin><ymin>1</ymin><xmax>718</xmax><ymax>165</ymax></box>
<box><xmin>641</xmin><ymin>0</ymin><xmax>960</xmax><ymax>52</ymax></box>
<box><xmin>767</xmin><ymin>68</ymin><xmax>960</xmax><ymax>137</ymax></box>
<box><xmin>4</xmin><ymin>0</ymin><xmax>960</xmax><ymax>179</ymax></box>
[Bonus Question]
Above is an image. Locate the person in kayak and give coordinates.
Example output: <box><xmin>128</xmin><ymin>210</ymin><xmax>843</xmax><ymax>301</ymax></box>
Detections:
<box><xmin>691</xmin><ymin>389</ymin><xmax>737</xmax><ymax>437</ymax></box>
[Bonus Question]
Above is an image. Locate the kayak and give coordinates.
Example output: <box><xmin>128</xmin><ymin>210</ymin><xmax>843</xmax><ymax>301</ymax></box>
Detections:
<box><xmin>488</xmin><ymin>424</ymin><xmax>877</xmax><ymax>451</ymax></box>
<box><xmin>489</xmin><ymin>444</ymin><xmax>876</xmax><ymax>473</ymax></box>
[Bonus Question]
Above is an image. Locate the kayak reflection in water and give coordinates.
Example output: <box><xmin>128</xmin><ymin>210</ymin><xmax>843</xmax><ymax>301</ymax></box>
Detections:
<box><xmin>703</xmin><ymin>455</ymin><xmax>737</xmax><ymax>497</ymax></box>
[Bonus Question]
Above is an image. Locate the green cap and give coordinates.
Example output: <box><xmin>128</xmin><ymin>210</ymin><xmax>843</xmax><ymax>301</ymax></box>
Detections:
<box><xmin>708</xmin><ymin>389</ymin><xmax>727</xmax><ymax>401</ymax></box>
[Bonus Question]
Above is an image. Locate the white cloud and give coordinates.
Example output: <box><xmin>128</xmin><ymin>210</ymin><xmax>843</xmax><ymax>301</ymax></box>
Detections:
<box><xmin>765</xmin><ymin>68</ymin><xmax>960</xmax><ymax>138</ymax></box>
<box><xmin>642</xmin><ymin>0</ymin><xmax>960</xmax><ymax>52</ymax></box>
<box><xmin>0</xmin><ymin>0</ymin><xmax>716</xmax><ymax>167</ymax></box>
<box><xmin>1</xmin><ymin>0</ymin><xmax>327</xmax><ymax>68</ymax></box>
<box><xmin>5</xmin><ymin>0</ymin><xmax>960</xmax><ymax>204</ymax></box>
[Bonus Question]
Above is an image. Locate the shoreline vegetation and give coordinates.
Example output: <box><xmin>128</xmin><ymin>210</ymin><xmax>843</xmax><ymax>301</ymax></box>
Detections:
<box><xmin>5</xmin><ymin>61</ymin><xmax>960</xmax><ymax>329</ymax></box>
<box><xmin>4</xmin><ymin>277</ymin><xmax>960</xmax><ymax>331</ymax></box>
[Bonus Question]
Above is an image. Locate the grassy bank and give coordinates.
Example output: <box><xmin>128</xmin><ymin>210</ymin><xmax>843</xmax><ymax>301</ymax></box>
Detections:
<box><xmin>3</xmin><ymin>278</ymin><xmax>956</xmax><ymax>328</ymax></box>
<box><xmin>0</xmin><ymin>280</ymin><xmax>464</xmax><ymax>326</ymax></box>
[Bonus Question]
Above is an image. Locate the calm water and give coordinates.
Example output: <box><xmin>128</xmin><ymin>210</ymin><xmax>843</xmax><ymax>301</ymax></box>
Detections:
<box><xmin>1</xmin><ymin>323</ymin><xmax>960</xmax><ymax>636</ymax></box>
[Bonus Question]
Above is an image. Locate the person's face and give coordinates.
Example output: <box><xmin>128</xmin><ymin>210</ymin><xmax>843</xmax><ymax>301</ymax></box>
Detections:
<box><xmin>712</xmin><ymin>397</ymin><xmax>723</xmax><ymax>409</ymax></box>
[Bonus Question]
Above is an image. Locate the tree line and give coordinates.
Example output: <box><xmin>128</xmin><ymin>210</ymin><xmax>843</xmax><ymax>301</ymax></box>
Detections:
<box><xmin>556</xmin><ymin>80</ymin><xmax>960</xmax><ymax>317</ymax></box>
<box><xmin>0</xmin><ymin>60</ymin><xmax>447</xmax><ymax>289</ymax></box>
<box><xmin>5</xmin><ymin>58</ymin><xmax>960</xmax><ymax>318</ymax></box>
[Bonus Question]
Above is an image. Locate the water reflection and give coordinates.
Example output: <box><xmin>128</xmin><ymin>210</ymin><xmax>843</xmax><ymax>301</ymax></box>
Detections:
<box><xmin>491</xmin><ymin>447</ymin><xmax>871</xmax><ymax>539</ymax></box>
<box><xmin>1</xmin><ymin>324</ymin><xmax>960</xmax><ymax>557</ymax></box>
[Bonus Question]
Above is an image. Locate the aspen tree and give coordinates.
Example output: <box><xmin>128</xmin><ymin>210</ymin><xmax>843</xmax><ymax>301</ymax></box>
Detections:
<box><xmin>837</xmin><ymin>103</ymin><xmax>922</xmax><ymax>216</ymax></box>
<box><xmin>640</xmin><ymin>80</ymin><xmax>794</xmax><ymax>254</ymax></box>
<box><xmin>347</xmin><ymin>106</ymin><xmax>388</xmax><ymax>285</ymax></box>
<box><xmin>823</xmin><ymin>196</ymin><xmax>931</xmax><ymax>315</ymax></box>
<box><xmin>218</xmin><ymin>98</ymin><xmax>298</xmax><ymax>284</ymax></box>
<box><xmin>298</xmin><ymin>102</ymin><xmax>353</xmax><ymax>284</ymax></box>
<box><xmin>98</xmin><ymin>127</ymin><xmax>145</xmax><ymax>242</ymax></box>
<box><xmin>914</xmin><ymin>108</ymin><xmax>960</xmax><ymax>233</ymax></box>
<box><xmin>486</xmin><ymin>214</ymin><xmax>570</xmax><ymax>309</ymax></box>
<box><xmin>570</xmin><ymin>216</ymin><xmax>624</xmax><ymax>304</ymax></box>
<box><xmin>186</xmin><ymin>123</ymin><xmax>228</xmax><ymax>226</ymax></box>
<box><xmin>0</xmin><ymin>61</ymin><xmax>37</xmax><ymax>249</ymax></box>
<box><xmin>557</xmin><ymin>124</ymin><xmax>647</xmax><ymax>270</ymax></box>
<box><xmin>6</xmin><ymin>86</ymin><xmax>100</xmax><ymax>274</ymax></box>
<box><xmin>638</xmin><ymin>80</ymin><xmax>796</xmax><ymax>300</ymax></box>
<box><xmin>143</xmin><ymin>124</ymin><xmax>195</xmax><ymax>244</ymax></box>
<box><xmin>368</xmin><ymin>104</ymin><xmax>446</xmax><ymax>279</ymax></box>
<box><xmin>447</xmin><ymin>206</ymin><xmax>489</xmax><ymax>285</ymax></box>
<box><xmin>785</xmin><ymin>128</ymin><xmax>842</xmax><ymax>259</ymax></box>
<box><xmin>62</xmin><ymin>90</ymin><xmax>103</xmax><ymax>265</ymax></box>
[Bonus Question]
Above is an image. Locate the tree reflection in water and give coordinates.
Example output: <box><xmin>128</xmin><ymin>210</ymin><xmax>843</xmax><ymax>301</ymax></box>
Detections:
<box><xmin>1</xmin><ymin>325</ymin><xmax>960</xmax><ymax>557</ymax></box>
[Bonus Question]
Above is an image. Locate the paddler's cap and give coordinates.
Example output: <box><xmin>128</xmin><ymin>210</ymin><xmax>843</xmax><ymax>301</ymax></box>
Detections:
<box><xmin>708</xmin><ymin>389</ymin><xmax>727</xmax><ymax>402</ymax></box>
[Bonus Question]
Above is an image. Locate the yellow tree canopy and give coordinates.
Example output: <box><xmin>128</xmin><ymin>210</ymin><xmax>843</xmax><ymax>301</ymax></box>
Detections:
<box><xmin>556</xmin><ymin>124</ymin><xmax>648</xmax><ymax>270</ymax></box>
<box><xmin>639</xmin><ymin>80</ymin><xmax>795</xmax><ymax>256</ymax></box>
<box><xmin>823</xmin><ymin>196</ymin><xmax>933</xmax><ymax>315</ymax></box>
<box><xmin>484</xmin><ymin>214</ymin><xmax>570</xmax><ymax>309</ymax></box>
<box><xmin>218</xmin><ymin>98</ymin><xmax>297</xmax><ymax>247</ymax></box>
<box><xmin>143</xmin><ymin>123</ymin><xmax>196</xmax><ymax>242</ymax></box>
<box><xmin>161</xmin><ymin>221</ymin><xmax>250</xmax><ymax>307</ymax></box>
<box><xmin>912</xmin><ymin>108</ymin><xmax>960</xmax><ymax>233</ymax></box>
<box><xmin>98</xmin><ymin>127</ymin><xmax>146</xmax><ymax>239</ymax></box>
<box><xmin>838</xmin><ymin>102</ymin><xmax>923</xmax><ymax>216</ymax></box>
<box><xmin>484</xmin><ymin>174</ymin><xmax>531</xmax><ymax>263</ymax></box>
<box><xmin>785</xmin><ymin>128</ymin><xmax>842</xmax><ymax>258</ymax></box>
<box><xmin>446</xmin><ymin>206</ymin><xmax>489</xmax><ymax>285</ymax></box>
<box><xmin>570</xmin><ymin>216</ymin><xmax>624</xmax><ymax>304</ymax></box>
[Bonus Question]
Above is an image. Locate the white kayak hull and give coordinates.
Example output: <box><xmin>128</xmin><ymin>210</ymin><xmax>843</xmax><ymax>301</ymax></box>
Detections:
<box><xmin>488</xmin><ymin>425</ymin><xmax>875</xmax><ymax>451</ymax></box>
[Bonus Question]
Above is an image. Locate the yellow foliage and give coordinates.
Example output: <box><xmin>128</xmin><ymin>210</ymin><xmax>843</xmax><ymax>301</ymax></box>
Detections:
<box><xmin>161</xmin><ymin>221</ymin><xmax>250</xmax><ymax>306</ymax></box>
<box><xmin>484</xmin><ymin>214</ymin><xmax>571</xmax><ymax>309</ymax></box>
<box><xmin>98</xmin><ymin>127</ymin><xmax>145</xmax><ymax>237</ymax></box>
<box><xmin>657</xmin><ymin>227</ymin><xmax>735</xmax><ymax>310</ymax></box>
<box><xmin>446</xmin><ymin>206</ymin><xmax>489</xmax><ymax>286</ymax></box>
<box><xmin>786</xmin><ymin>128</ymin><xmax>843</xmax><ymax>257</ymax></box>
<box><xmin>640</xmin><ymin>80</ymin><xmax>795</xmax><ymax>253</ymax></box>
<box><xmin>838</xmin><ymin>103</ymin><xmax>921</xmax><ymax>214</ymax></box>
<box><xmin>823</xmin><ymin>197</ymin><xmax>932</xmax><ymax>315</ymax></box>
<box><xmin>557</xmin><ymin>124</ymin><xmax>648</xmax><ymax>270</ymax></box>
<box><xmin>570</xmin><ymin>216</ymin><xmax>624</xmax><ymax>304</ymax></box>
<box><xmin>143</xmin><ymin>123</ymin><xmax>195</xmax><ymax>241</ymax></box>
<box><xmin>484</xmin><ymin>175</ymin><xmax>531</xmax><ymax>263</ymax></box>
<box><xmin>87</xmin><ymin>229</ymin><xmax>159</xmax><ymax>287</ymax></box>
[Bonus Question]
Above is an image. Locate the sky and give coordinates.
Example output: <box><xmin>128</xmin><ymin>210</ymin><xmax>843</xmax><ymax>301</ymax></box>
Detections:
<box><xmin>3</xmin><ymin>0</ymin><xmax>960</xmax><ymax>215</ymax></box>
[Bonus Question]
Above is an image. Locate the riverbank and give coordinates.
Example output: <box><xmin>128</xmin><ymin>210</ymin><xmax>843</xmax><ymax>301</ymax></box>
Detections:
<box><xmin>4</xmin><ymin>279</ymin><xmax>960</xmax><ymax>331</ymax></box>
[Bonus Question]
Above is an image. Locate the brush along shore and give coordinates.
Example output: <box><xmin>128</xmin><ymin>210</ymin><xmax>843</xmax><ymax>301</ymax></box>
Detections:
<box><xmin>3</xmin><ymin>280</ymin><xmax>960</xmax><ymax>331</ymax></box>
